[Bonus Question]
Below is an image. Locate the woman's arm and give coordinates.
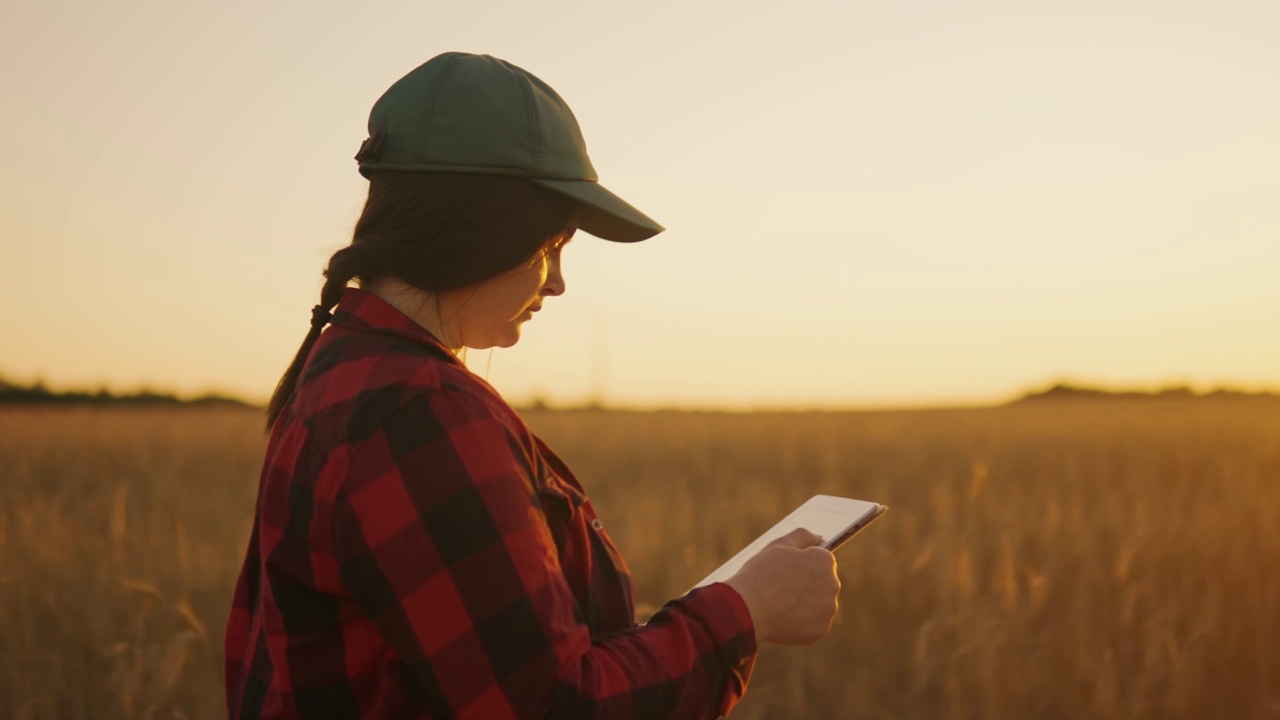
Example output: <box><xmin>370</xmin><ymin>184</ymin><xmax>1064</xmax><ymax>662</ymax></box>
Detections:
<box><xmin>326</xmin><ymin>389</ymin><xmax>757</xmax><ymax>719</ymax></box>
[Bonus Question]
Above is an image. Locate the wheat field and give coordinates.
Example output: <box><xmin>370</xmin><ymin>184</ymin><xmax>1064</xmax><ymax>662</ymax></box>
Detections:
<box><xmin>1</xmin><ymin>400</ymin><xmax>1277</xmax><ymax>719</ymax></box>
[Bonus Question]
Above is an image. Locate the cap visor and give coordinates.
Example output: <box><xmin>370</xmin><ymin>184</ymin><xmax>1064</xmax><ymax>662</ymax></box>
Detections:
<box><xmin>531</xmin><ymin>179</ymin><xmax>664</xmax><ymax>243</ymax></box>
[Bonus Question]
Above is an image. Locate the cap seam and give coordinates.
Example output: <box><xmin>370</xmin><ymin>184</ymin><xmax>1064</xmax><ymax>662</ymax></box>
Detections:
<box><xmin>419</xmin><ymin>53</ymin><xmax>462</xmax><ymax>164</ymax></box>
<box><xmin>514</xmin><ymin>67</ymin><xmax>543</xmax><ymax>169</ymax></box>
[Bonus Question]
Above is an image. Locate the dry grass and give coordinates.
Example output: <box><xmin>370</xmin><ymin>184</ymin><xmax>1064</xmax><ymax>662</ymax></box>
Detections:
<box><xmin>1</xmin><ymin>400</ymin><xmax>1277</xmax><ymax>719</ymax></box>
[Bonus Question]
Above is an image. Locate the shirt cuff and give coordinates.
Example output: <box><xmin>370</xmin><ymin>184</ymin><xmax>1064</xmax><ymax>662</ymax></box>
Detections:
<box><xmin>691</xmin><ymin>583</ymin><xmax>757</xmax><ymax>650</ymax></box>
<box><xmin>676</xmin><ymin>582</ymin><xmax>759</xmax><ymax>715</ymax></box>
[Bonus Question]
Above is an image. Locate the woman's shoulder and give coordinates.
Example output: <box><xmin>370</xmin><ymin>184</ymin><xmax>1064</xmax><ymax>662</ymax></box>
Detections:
<box><xmin>294</xmin><ymin>328</ymin><xmax>532</xmax><ymax>448</ymax></box>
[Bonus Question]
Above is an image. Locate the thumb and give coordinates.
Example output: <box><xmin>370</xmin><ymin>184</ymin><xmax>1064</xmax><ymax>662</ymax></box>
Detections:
<box><xmin>769</xmin><ymin>527</ymin><xmax>824</xmax><ymax>550</ymax></box>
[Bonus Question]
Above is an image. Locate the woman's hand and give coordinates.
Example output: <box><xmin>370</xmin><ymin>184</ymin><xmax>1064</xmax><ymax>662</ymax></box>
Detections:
<box><xmin>724</xmin><ymin>528</ymin><xmax>841</xmax><ymax>646</ymax></box>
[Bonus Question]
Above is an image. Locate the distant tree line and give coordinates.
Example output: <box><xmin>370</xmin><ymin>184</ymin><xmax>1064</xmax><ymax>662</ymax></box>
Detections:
<box><xmin>1</xmin><ymin>374</ymin><xmax>1273</xmax><ymax>409</ymax></box>
<box><xmin>1014</xmin><ymin>382</ymin><xmax>1279</xmax><ymax>404</ymax></box>
<box><xmin>0</xmin><ymin>375</ymin><xmax>256</xmax><ymax>408</ymax></box>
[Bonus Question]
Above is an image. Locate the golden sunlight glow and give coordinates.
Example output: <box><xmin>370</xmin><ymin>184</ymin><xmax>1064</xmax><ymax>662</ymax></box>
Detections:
<box><xmin>1</xmin><ymin>0</ymin><xmax>1277</xmax><ymax>407</ymax></box>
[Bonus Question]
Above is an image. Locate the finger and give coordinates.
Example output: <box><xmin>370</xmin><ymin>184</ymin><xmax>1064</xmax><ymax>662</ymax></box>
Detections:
<box><xmin>769</xmin><ymin>527</ymin><xmax>824</xmax><ymax>549</ymax></box>
<box><xmin>802</xmin><ymin>545</ymin><xmax>837</xmax><ymax>563</ymax></box>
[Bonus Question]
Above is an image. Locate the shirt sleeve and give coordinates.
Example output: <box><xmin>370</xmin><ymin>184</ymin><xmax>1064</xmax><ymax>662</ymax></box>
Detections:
<box><xmin>326</xmin><ymin>389</ymin><xmax>758</xmax><ymax>719</ymax></box>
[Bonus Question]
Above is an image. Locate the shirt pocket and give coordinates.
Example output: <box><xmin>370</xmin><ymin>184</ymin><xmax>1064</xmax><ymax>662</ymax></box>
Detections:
<box><xmin>535</xmin><ymin>473</ymin><xmax>587</xmax><ymax>531</ymax></box>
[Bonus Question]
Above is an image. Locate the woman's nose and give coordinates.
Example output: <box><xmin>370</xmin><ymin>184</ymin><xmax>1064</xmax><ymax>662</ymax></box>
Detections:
<box><xmin>542</xmin><ymin>255</ymin><xmax>566</xmax><ymax>297</ymax></box>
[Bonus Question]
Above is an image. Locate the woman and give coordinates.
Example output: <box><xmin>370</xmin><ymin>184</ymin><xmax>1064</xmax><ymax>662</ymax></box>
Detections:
<box><xmin>224</xmin><ymin>52</ymin><xmax>841</xmax><ymax>720</ymax></box>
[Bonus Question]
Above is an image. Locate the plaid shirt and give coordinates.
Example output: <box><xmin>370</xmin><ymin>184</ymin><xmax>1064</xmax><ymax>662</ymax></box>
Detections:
<box><xmin>225</xmin><ymin>287</ymin><xmax>757</xmax><ymax>719</ymax></box>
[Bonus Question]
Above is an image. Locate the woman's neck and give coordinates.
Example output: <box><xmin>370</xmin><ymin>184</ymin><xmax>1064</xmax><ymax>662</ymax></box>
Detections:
<box><xmin>361</xmin><ymin>278</ymin><xmax>463</xmax><ymax>352</ymax></box>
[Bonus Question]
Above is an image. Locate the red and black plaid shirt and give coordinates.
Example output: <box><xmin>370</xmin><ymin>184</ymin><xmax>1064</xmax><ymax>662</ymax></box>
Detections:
<box><xmin>225</xmin><ymin>287</ymin><xmax>757</xmax><ymax>719</ymax></box>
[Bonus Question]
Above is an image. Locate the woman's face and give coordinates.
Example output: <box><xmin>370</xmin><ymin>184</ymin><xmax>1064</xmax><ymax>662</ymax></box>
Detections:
<box><xmin>446</xmin><ymin>230</ymin><xmax>573</xmax><ymax>349</ymax></box>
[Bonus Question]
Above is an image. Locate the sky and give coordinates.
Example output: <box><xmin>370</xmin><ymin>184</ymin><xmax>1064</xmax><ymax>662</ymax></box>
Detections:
<box><xmin>1</xmin><ymin>0</ymin><xmax>1277</xmax><ymax>409</ymax></box>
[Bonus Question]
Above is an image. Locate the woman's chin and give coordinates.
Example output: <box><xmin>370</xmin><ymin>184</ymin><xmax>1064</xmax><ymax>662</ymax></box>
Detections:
<box><xmin>462</xmin><ymin>321</ymin><xmax>525</xmax><ymax>351</ymax></box>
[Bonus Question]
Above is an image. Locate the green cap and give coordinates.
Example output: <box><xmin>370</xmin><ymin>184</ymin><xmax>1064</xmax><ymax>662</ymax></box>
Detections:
<box><xmin>355</xmin><ymin>52</ymin><xmax>664</xmax><ymax>243</ymax></box>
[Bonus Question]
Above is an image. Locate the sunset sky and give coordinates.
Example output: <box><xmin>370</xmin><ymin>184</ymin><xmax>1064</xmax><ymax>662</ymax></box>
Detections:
<box><xmin>2</xmin><ymin>0</ymin><xmax>1277</xmax><ymax>408</ymax></box>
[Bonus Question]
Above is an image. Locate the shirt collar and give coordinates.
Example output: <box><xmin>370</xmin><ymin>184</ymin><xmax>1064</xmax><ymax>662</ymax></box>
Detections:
<box><xmin>329</xmin><ymin>286</ymin><xmax>461</xmax><ymax>363</ymax></box>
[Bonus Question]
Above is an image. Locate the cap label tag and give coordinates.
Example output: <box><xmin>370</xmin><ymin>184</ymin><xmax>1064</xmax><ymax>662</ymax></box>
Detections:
<box><xmin>354</xmin><ymin>132</ymin><xmax>388</xmax><ymax>162</ymax></box>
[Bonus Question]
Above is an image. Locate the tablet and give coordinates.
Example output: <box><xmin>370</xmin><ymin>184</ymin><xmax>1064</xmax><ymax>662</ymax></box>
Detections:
<box><xmin>691</xmin><ymin>494</ymin><xmax>887</xmax><ymax>590</ymax></box>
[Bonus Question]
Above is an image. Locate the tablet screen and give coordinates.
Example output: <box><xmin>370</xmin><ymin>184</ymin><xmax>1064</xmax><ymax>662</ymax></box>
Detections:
<box><xmin>693</xmin><ymin>498</ymin><xmax>882</xmax><ymax>589</ymax></box>
<box><xmin>790</xmin><ymin>509</ymin><xmax>867</xmax><ymax>546</ymax></box>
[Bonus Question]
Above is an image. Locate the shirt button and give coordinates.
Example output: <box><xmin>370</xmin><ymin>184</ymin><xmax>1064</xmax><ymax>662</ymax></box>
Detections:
<box><xmin>590</xmin><ymin>519</ymin><xmax>603</xmax><ymax>531</ymax></box>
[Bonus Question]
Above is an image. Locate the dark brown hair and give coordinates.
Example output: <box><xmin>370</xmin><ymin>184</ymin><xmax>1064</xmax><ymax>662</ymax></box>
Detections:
<box><xmin>265</xmin><ymin>172</ymin><xmax>578</xmax><ymax>431</ymax></box>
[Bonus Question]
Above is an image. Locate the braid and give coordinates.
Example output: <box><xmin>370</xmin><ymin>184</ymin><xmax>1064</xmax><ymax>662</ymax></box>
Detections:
<box><xmin>264</xmin><ymin>244</ymin><xmax>368</xmax><ymax>433</ymax></box>
<box><xmin>320</xmin><ymin>244</ymin><xmax>365</xmax><ymax>309</ymax></box>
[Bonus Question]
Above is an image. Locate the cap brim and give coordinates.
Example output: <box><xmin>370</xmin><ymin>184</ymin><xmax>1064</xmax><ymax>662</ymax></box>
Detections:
<box><xmin>530</xmin><ymin>179</ymin><xmax>664</xmax><ymax>243</ymax></box>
